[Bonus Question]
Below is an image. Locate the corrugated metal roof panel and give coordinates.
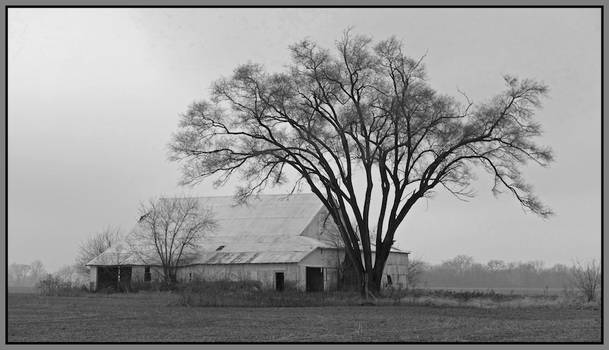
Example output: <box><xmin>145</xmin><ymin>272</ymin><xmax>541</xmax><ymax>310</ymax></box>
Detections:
<box><xmin>199</xmin><ymin>234</ymin><xmax>334</xmax><ymax>253</ymax></box>
<box><xmin>194</xmin><ymin>193</ymin><xmax>323</xmax><ymax>238</ymax></box>
<box><xmin>189</xmin><ymin>251</ymin><xmax>311</xmax><ymax>265</ymax></box>
<box><xmin>86</xmin><ymin>241</ymin><xmax>161</xmax><ymax>266</ymax></box>
<box><xmin>86</xmin><ymin>251</ymin><xmax>150</xmax><ymax>266</ymax></box>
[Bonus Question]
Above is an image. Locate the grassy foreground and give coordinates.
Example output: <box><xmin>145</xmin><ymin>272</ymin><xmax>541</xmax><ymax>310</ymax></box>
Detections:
<box><xmin>8</xmin><ymin>293</ymin><xmax>601</xmax><ymax>343</ymax></box>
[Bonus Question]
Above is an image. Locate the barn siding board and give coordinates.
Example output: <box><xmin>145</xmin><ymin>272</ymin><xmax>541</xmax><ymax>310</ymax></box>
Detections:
<box><xmin>132</xmin><ymin>266</ymin><xmax>145</xmax><ymax>282</ymax></box>
<box><xmin>176</xmin><ymin>263</ymin><xmax>299</xmax><ymax>288</ymax></box>
<box><xmin>89</xmin><ymin>266</ymin><xmax>97</xmax><ymax>290</ymax></box>
<box><xmin>299</xmin><ymin>248</ymin><xmax>341</xmax><ymax>291</ymax></box>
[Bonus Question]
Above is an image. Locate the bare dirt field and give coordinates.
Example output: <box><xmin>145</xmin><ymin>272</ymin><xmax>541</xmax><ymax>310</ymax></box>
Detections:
<box><xmin>7</xmin><ymin>293</ymin><xmax>601</xmax><ymax>343</ymax></box>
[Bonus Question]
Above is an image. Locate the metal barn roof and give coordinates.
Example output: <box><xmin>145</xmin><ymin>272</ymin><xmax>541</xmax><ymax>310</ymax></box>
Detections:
<box><xmin>88</xmin><ymin>193</ymin><xmax>326</xmax><ymax>266</ymax></box>
<box><xmin>195</xmin><ymin>193</ymin><xmax>323</xmax><ymax>238</ymax></box>
<box><xmin>85</xmin><ymin>243</ymin><xmax>150</xmax><ymax>266</ymax></box>
<box><xmin>188</xmin><ymin>251</ymin><xmax>313</xmax><ymax>265</ymax></box>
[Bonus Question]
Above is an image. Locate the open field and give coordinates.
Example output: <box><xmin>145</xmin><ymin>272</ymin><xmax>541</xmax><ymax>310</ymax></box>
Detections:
<box><xmin>7</xmin><ymin>286</ymin><xmax>37</xmax><ymax>294</ymax></box>
<box><xmin>7</xmin><ymin>293</ymin><xmax>601</xmax><ymax>343</ymax></box>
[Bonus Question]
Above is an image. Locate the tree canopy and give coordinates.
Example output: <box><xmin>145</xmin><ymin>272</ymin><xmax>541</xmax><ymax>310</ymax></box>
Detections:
<box><xmin>169</xmin><ymin>31</ymin><xmax>553</xmax><ymax>294</ymax></box>
<box><xmin>130</xmin><ymin>197</ymin><xmax>216</xmax><ymax>285</ymax></box>
<box><xmin>75</xmin><ymin>227</ymin><xmax>121</xmax><ymax>275</ymax></box>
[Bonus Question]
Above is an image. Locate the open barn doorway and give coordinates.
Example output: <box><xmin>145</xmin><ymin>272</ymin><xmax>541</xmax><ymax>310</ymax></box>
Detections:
<box><xmin>96</xmin><ymin>266</ymin><xmax>132</xmax><ymax>292</ymax></box>
<box><xmin>306</xmin><ymin>267</ymin><xmax>323</xmax><ymax>292</ymax></box>
<box><xmin>275</xmin><ymin>272</ymin><xmax>285</xmax><ymax>291</ymax></box>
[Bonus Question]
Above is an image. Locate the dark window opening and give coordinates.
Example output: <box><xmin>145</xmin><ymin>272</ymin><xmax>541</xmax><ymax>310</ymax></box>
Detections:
<box><xmin>144</xmin><ymin>266</ymin><xmax>151</xmax><ymax>282</ymax></box>
<box><xmin>216</xmin><ymin>245</ymin><xmax>225</xmax><ymax>251</ymax></box>
<box><xmin>275</xmin><ymin>272</ymin><xmax>285</xmax><ymax>291</ymax></box>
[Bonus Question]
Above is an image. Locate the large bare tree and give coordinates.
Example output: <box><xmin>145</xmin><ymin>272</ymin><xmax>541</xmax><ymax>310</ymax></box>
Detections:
<box><xmin>169</xmin><ymin>31</ymin><xmax>553</xmax><ymax>295</ymax></box>
<box><xmin>130</xmin><ymin>197</ymin><xmax>216</xmax><ymax>285</ymax></box>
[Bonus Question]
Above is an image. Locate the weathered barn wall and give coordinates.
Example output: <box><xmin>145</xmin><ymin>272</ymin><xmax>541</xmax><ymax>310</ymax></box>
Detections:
<box><xmin>356</xmin><ymin>251</ymin><xmax>409</xmax><ymax>288</ymax></box>
<box><xmin>176</xmin><ymin>263</ymin><xmax>300</xmax><ymax>289</ymax></box>
<box><xmin>89</xmin><ymin>266</ymin><xmax>97</xmax><ymax>290</ymax></box>
<box><xmin>300</xmin><ymin>207</ymin><xmax>339</xmax><ymax>242</ymax></box>
<box><xmin>88</xmin><ymin>252</ymin><xmax>407</xmax><ymax>291</ymax></box>
<box><xmin>299</xmin><ymin>248</ymin><xmax>409</xmax><ymax>290</ymax></box>
<box><xmin>298</xmin><ymin>248</ymin><xmax>341</xmax><ymax>291</ymax></box>
<box><xmin>299</xmin><ymin>207</ymin><xmax>410</xmax><ymax>289</ymax></box>
<box><xmin>384</xmin><ymin>253</ymin><xmax>409</xmax><ymax>289</ymax></box>
<box><xmin>132</xmin><ymin>266</ymin><xmax>145</xmax><ymax>282</ymax></box>
<box><xmin>130</xmin><ymin>266</ymin><xmax>163</xmax><ymax>283</ymax></box>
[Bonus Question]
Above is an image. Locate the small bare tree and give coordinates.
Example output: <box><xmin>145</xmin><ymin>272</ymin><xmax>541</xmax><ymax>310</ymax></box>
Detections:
<box><xmin>405</xmin><ymin>257</ymin><xmax>427</xmax><ymax>289</ymax></box>
<box><xmin>55</xmin><ymin>265</ymin><xmax>80</xmax><ymax>284</ymax></box>
<box><xmin>486</xmin><ymin>259</ymin><xmax>507</xmax><ymax>272</ymax></box>
<box><xmin>28</xmin><ymin>260</ymin><xmax>47</xmax><ymax>286</ymax></box>
<box><xmin>130</xmin><ymin>197</ymin><xmax>216</xmax><ymax>285</ymax></box>
<box><xmin>571</xmin><ymin>259</ymin><xmax>600</xmax><ymax>302</ymax></box>
<box><xmin>75</xmin><ymin>227</ymin><xmax>122</xmax><ymax>275</ymax></box>
<box><xmin>8</xmin><ymin>263</ymin><xmax>31</xmax><ymax>287</ymax></box>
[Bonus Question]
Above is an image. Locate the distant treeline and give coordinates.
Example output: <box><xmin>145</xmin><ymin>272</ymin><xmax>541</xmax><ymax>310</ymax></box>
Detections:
<box><xmin>416</xmin><ymin>255</ymin><xmax>572</xmax><ymax>289</ymax></box>
<box><xmin>8</xmin><ymin>261</ymin><xmax>87</xmax><ymax>288</ymax></box>
<box><xmin>8</xmin><ymin>261</ymin><xmax>47</xmax><ymax>288</ymax></box>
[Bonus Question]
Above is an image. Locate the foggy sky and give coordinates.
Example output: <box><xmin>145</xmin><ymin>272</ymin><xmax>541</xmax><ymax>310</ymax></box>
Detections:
<box><xmin>8</xmin><ymin>8</ymin><xmax>601</xmax><ymax>272</ymax></box>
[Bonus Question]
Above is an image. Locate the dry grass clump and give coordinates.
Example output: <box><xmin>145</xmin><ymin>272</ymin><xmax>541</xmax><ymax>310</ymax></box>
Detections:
<box><xmin>170</xmin><ymin>279</ymin><xmax>362</xmax><ymax>307</ymax></box>
<box><xmin>393</xmin><ymin>288</ymin><xmax>600</xmax><ymax>309</ymax></box>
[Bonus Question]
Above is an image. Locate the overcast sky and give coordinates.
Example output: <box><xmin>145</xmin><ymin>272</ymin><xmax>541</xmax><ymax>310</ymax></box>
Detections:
<box><xmin>8</xmin><ymin>8</ymin><xmax>601</xmax><ymax>272</ymax></box>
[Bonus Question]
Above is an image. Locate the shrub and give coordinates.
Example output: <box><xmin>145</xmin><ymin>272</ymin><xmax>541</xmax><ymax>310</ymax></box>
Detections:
<box><xmin>175</xmin><ymin>279</ymin><xmax>263</xmax><ymax>294</ymax></box>
<box><xmin>570</xmin><ymin>260</ymin><xmax>601</xmax><ymax>302</ymax></box>
<box><xmin>37</xmin><ymin>274</ymin><xmax>88</xmax><ymax>296</ymax></box>
<box><xmin>129</xmin><ymin>280</ymin><xmax>164</xmax><ymax>293</ymax></box>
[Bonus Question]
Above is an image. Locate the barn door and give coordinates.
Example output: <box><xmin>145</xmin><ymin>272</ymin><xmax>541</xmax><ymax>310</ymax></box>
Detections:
<box><xmin>306</xmin><ymin>267</ymin><xmax>323</xmax><ymax>292</ymax></box>
<box><xmin>119</xmin><ymin>266</ymin><xmax>132</xmax><ymax>291</ymax></box>
<box><xmin>275</xmin><ymin>272</ymin><xmax>285</xmax><ymax>291</ymax></box>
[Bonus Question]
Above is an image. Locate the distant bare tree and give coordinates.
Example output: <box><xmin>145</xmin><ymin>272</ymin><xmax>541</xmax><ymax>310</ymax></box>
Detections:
<box><xmin>8</xmin><ymin>263</ymin><xmax>31</xmax><ymax>287</ymax></box>
<box><xmin>170</xmin><ymin>30</ymin><xmax>553</xmax><ymax>295</ymax></box>
<box><xmin>28</xmin><ymin>260</ymin><xmax>47</xmax><ymax>286</ymax></box>
<box><xmin>486</xmin><ymin>259</ymin><xmax>507</xmax><ymax>272</ymax></box>
<box><xmin>54</xmin><ymin>265</ymin><xmax>89</xmax><ymax>286</ymax></box>
<box><xmin>75</xmin><ymin>227</ymin><xmax>121</xmax><ymax>274</ymax></box>
<box><xmin>130</xmin><ymin>197</ymin><xmax>216</xmax><ymax>285</ymax></box>
<box><xmin>571</xmin><ymin>260</ymin><xmax>600</xmax><ymax>302</ymax></box>
<box><xmin>442</xmin><ymin>255</ymin><xmax>475</xmax><ymax>274</ymax></box>
<box><xmin>405</xmin><ymin>257</ymin><xmax>427</xmax><ymax>289</ymax></box>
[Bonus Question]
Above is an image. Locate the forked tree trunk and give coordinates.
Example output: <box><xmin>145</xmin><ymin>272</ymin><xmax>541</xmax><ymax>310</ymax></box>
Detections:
<box><xmin>369</xmin><ymin>270</ymin><xmax>382</xmax><ymax>295</ymax></box>
<box><xmin>341</xmin><ymin>252</ymin><xmax>363</xmax><ymax>293</ymax></box>
<box><xmin>368</xmin><ymin>245</ymin><xmax>392</xmax><ymax>296</ymax></box>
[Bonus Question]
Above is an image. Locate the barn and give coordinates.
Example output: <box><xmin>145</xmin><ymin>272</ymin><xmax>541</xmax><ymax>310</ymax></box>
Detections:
<box><xmin>87</xmin><ymin>193</ymin><xmax>409</xmax><ymax>292</ymax></box>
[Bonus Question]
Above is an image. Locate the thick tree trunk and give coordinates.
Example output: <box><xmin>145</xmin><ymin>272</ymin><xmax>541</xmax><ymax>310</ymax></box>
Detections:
<box><xmin>163</xmin><ymin>266</ymin><xmax>176</xmax><ymax>286</ymax></box>
<box><xmin>168</xmin><ymin>267</ymin><xmax>178</xmax><ymax>285</ymax></box>
<box><xmin>369</xmin><ymin>243</ymin><xmax>392</xmax><ymax>295</ymax></box>
<box><xmin>369</xmin><ymin>270</ymin><xmax>383</xmax><ymax>294</ymax></box>
<box><xmin>339</xmin><ymin>252</ymin><xmax>359</xmax><ymax>292</ymax></box>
